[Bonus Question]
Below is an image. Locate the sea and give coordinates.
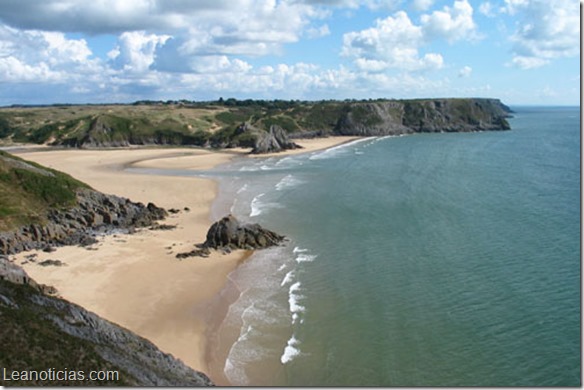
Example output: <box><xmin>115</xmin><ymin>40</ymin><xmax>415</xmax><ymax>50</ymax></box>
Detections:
<box><xmin>190</xmin><ymin>107</ymin><xmax>580</xmax><ymax>386</ymax></box>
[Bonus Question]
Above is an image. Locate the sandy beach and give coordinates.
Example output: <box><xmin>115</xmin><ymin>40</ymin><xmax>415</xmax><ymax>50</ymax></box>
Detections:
<box><xmin>10</xmin><ymin>136</ymin><xmax>358</xmax><ymax>381</ymax></box>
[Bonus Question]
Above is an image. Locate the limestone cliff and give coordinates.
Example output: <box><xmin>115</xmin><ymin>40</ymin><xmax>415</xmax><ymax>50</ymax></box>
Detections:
<box><xmin>334</xmin><ymin>98</ymin><xmax>512</xmax><ymax>136</ymax></box>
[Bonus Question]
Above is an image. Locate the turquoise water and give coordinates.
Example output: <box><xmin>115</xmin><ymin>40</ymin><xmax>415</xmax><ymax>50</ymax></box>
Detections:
<box><xmin>208</xmin><ymin>107</ymin><xmax>580</xmax><ymax>386</ymax></box>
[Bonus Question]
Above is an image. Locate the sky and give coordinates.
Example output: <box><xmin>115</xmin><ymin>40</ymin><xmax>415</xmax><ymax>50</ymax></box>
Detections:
<box><xmin>0</xmin><ymin>0</ymin><xmax>579</xmax><ymax>106</ymax></box>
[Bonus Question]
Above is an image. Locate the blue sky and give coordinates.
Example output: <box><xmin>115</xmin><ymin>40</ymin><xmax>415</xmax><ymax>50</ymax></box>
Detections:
<box><xmin>0</xmin><ymin>0</ymin><xmax>579</xmax><ymax>106</ymax></box>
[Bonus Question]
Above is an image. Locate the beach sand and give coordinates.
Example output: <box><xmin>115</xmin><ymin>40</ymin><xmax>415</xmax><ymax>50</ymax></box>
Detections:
<box><xmin>10</xmin><ymin>136</ymin><xmax>358</xmax><ymax>381</ymax></box>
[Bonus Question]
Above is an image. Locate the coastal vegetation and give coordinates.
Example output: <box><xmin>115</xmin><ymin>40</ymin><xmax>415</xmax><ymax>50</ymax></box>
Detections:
<box><xmin>0</xmin><ymin>151</ymin><xmax>89</xmax><ymax>231</ymax></box>
<box><xmin>0</xmin><ymin>98</ymin><xmax>512</xmax><ymax>150</ymax></box>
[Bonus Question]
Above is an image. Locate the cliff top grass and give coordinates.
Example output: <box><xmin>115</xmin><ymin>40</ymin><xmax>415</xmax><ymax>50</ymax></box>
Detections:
<box><xmin>0</xmin><ymin>280</ymin><xmax>131</xmax><ymax>386</ymax></box>
<box><xmin>0</xmin><ymin>151</ymin><xmax>90</xmax><ymax>231</ymax></box>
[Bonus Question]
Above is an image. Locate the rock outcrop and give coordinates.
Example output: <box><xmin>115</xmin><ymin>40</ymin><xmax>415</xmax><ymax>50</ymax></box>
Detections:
<box><xmin>0</xmin><ymin>255</ymin><xmax>56</xmax><ymax>295</ymax></box>
<box><xmin>204</xmin><ymin>214</ymin><xmax>285</xmax><ymax>250</ymax></box>
<box><xmin>251</xmin><ymin>125</ymin><xmax>302</xmax><ymax>154</ymax></box>
<box><xmin>0</xmin><ymin>188</ymin><xmax>167</xmax><ymax>255</ymax></box>
<box><xmin>0</xmin><ymin>258</ymin><xmax>213</xmax><ymax>386</ymax></box>
<box><xmin>176</xmin><ymin>215</ymin><xmax>284</xmax><ymax>259</ymax></box>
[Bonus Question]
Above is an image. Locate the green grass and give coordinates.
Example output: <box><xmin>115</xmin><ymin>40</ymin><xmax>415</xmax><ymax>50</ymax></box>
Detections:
<box><xmin>0</xmin><ymin>151</ymin><xmax>89</xmax><ymax>231</ymax></box>
<box><xmin>0</xmin><ymin>281</ymin><xmax>132</xmax><ymax>386</ymax></box>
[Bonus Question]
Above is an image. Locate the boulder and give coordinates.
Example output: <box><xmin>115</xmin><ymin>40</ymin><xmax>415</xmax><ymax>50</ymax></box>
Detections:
<box><xmin>204</xmin><ymin>214</ymin><xmax>285</xmax><ymax>250</ymax></box>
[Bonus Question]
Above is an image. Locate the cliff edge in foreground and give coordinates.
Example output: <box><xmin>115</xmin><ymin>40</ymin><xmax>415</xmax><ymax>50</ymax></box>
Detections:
<box><xmin>0</xmin><ymin>258</ymin><xmax>213</xmax><ymax>386</ymax></box>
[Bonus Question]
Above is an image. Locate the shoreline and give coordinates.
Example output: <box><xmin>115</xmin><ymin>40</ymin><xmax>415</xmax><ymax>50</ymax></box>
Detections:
<box><xmin>8</xmin><ymin>136</ymin><xmax>359</xmax><ymax>383</ymax></box>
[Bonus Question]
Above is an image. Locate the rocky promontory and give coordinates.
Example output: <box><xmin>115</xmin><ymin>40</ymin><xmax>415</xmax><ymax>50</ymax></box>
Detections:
<box><xmin>0</xmin><ymin>188</ymin><xmax>167</xmax><ymax>255</ymax></box>
<box><xmin>334</xmin><ymin>98</ymin><xmax>512</xmax><ymax>136</ymax></box>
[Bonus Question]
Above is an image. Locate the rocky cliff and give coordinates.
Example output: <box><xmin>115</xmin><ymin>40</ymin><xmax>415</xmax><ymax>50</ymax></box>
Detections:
<box><xmin>0</xmin><ymin>258</ymin><xmax>213</xmax><ymax>386</ymax></box>
<box><xmin>0</xmin><ymin>188</ymin><xmax>167</xmax><ymax>255</ymax></box>
<box><xmin>334</xmin><ymin>98</ymin><xmax>512</xmax><ymax>136</ymax></box>
<box><xmin>0</xmin><ymin>151</ymin><xmax>168</xmax><ymax>255</ymax></box>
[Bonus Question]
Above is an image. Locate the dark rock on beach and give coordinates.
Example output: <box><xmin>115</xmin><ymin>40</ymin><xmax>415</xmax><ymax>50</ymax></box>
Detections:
<box><xmin>0</xmin><ymin>188</ymin><xmax>167</xmax><ymax>255</ymax></box>
<box><xmin>176</xmin><ymin>214</ymin><xmax>285</xmax><ymax>259</ymax></box>
<box><xmin>249</xmin><ymin>124</ymin><xmax>302</xmax><ymax>154</ymax></box>
<box><xmin>205</xmin><ymin>214</ymin><xmax>285</xmax><ymax>250</ymax></box>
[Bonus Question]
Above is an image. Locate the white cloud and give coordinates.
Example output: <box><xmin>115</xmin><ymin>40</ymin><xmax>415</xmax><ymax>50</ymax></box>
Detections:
<box><xmin>306</xmin><ymin>24</ymin><xmax>331</xmax><ymax>39</ymax></box>
<box><xmin>108</xmin><ymin>31</ymin><xmax>170</xmax><ymax>73</ymax></box>
<box><xmin>0</xmin><ymin>0</ymin><xmax>322</xmax><ymax>63</ymax></box>
<box><xmin>341</xmin><ymin>1</ymin><xmax>479</xmax><ymax>74</ymax></box>
<box><xmin>0</xmin><ymin>25</ymin><xmax>99</xmax><ymax>83</ymax></box>
<box><xmin>458</xmin><ymin>65</ymin><xmax>472</xmax><ymax>77</ymax></box>
<box><xmin>420</xmin><ymin>0</ymin><xmax>478</xmax><ymax>43</ymax></box>
<box><xmin>478</xmin><ymin>2</ymin><xmax>495</xmax><ymax>17</ymax></box>
<box><xmin>501</xmin><ymin>0</ymin><xmax>530</xmax><ymax>15</ymax></box>
<box><xmin>341</xmin><ymin>11</ymin><xmax>444</xmax><ymax>72</ymax></box>
<box><xmin>505</xmin><ymin>0</ymin><xmax>579</xmax><ymax>69</ymax></box>
<box><xmin>412</xmin><ymin>0</ymin><xmax>434</xmax><ymax>12</ymax></box>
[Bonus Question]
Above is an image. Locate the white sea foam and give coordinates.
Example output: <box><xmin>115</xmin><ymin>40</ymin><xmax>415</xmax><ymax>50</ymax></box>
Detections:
<box><xmin>249</xmin><ymin>193</ymin><xmax>265</xmax><ymax>217</ymax></box>
<box><xmin>281</xmin><ymin>270</ymin><xmax>295</xmax><ymax>286</ymax></box>
<box><xmin>236</xmin><ymin>184</ymin><xmax>248</xmax><ymax>194</ymax></box>
<box><xmin>275</xmin><ymin>174</ymin><xmax>303</xmax><ymax>191</ymax></box>
<box><xmin>288</xmin><ymin>281</ymin><xmax>305</xmax><ymax>316</ymax></box>
<box><xmin>296</xmin><ymin>253</ymin><xmax>317</xmax><ymax>263</ymax></box>
<box><xmin>249</xmin><ymin>194</ymin><xmax>283</xmax><ymax>217</ymax></box>
<box><xmin>281</xmin><ymin>335</ymin><xmax>301</xmax><ymax>364</ymax></box>
<box><xmin>238</xmin><ymin>166</ymin><xmax>260</xmax><ymax>172</ymax></box>
<box><xmin>309</xmin><ymin>137</ymin><xmax>374</xmax><ymax>160</ymax></box>
<box><xmin>293</xmin><ymin>246</ymin><xmax>308</xmax><ymax>253</ymax></box>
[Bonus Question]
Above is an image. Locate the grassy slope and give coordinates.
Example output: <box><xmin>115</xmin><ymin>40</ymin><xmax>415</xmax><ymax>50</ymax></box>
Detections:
<box><xmin>0</xmin><ymin>101</ymin><xmax>344</xmax><ymax>147</ymax></box>
<box><xmin>0</xmin><ymin>281</ymin><xmax>131</xmax><ymax>386</ymax></box>
<box><xmin>0</xmin><ymin>151</ymin><xmax>89</xmax><ymax>231</ymax></box>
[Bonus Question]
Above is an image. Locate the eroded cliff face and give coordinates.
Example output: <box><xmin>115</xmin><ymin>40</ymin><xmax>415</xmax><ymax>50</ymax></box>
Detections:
<box><xmin>334</xmin><ymin>98</ymin><xmax>512</xmax><ymax>136</ymax></box>
<box><xmin>0</xmin><ymin>258</ymin><xmax>214</xmax><ymax>386</ymax></box>
<box><xmin>0</xmin><ymin>188</ymin><xmax>168</xmax><ymax>255</ymax></box>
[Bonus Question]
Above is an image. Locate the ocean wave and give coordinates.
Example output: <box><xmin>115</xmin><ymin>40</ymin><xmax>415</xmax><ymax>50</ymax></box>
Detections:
<box><xmin>249</xmin><ymin>193</ymin><xmax>265</xmax><ymax>217</ymax></box>
<box><xmin>249</xmin><ymin>193</ymin><xmax>283</xmax><ymax>217</ymax></box>
<box><xmin>296</xmin><ymin>253</ymin><xmax>317</xmax><ymax>263</ymax></box>
<box><xmin>236</xmin><ymin>183</ymin><xmax>248</xmax><ymax>194</ymax></box>
<box><xmin>289</xmin><ymin>281</ymin><xmax>305</xmax><ymax>318</ymax></box>
<box><xmin>238</xmin><ymin>165</ymin><xmax>261</xmax><ymax>172</ymax></box>
<box><xmin>275</xmin><ymin>156</ymin><xmax>304</xmax><ymax>168</ymax></box>
<box><xmin>275</xmin><ymin>174</ymin><xmax>304</xmax><ymax>191</ymax></box>
<box><xmin>281</xmin><ymin>335</ymin><xmax>301</xmax><ymax>364</ymax></box>
<box><xmin>293</xmin><ymin>246</ymin><xmax>308</xmax><ymax>253</ymax></box>
<box><xmin>309</xmin><ymin>137</ymin><xmax>374</xmax><ymax>160</ymax></box>
<box><xmin>281</xmin><ymin>270</ymin><xmax>295</xmax><ymax>287</ymax></box>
